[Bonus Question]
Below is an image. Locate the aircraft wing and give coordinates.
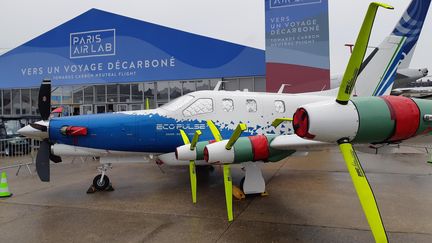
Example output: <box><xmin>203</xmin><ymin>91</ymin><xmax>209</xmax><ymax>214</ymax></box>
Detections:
<box><xmin>269</xmin><ymin>134</ymin><xmax>334</xmax><ymax>151</ymax></box>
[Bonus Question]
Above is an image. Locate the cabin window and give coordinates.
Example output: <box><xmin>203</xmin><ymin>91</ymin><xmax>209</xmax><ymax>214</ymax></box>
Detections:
<box><xmin>246</xmin><ymin>99</ymin><xmax>257</xmax><ymax>112</ymax></box>
<box><xmin>274</xmin><ymin>100</ymin><xmax>285</xmax><ymax>113</ymax></box>
<box><xmin>183</xmin><ymin>98</ymin><xmax>213</xmax><ymax>117</ymax></box>
<box><xmin>222</xmin><ymin>99</ymin><xmax>234</xmax><ymax>112</ymax></box>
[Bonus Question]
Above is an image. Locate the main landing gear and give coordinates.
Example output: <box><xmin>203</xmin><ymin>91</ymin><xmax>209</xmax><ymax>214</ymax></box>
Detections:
<box><xmin>234</xmin><ymin>162</ymin><xmax>268</xmax><ymax>200</ymax></box>
<box><xmin>87</xmin><ymin>163</ymin><xmax>114</xmax><ymax>193</ymax></box>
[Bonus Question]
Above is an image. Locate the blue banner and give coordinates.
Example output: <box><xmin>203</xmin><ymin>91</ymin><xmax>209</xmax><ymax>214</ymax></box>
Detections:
<box><xmin>265</xmin><ymin>0</ymin><xmax>330</xmax><ymax>92</ymax></box>
<box><xmin>0</xmin><ymin>9</ymin><xmax>265</xmax><ymax>88</ymax></box>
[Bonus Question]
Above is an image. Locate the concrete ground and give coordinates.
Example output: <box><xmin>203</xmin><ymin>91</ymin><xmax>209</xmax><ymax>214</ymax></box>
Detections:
<box><xmin>0</xmin><ymin>149</ymin><xmax>432</xmax><ymax>243</ymax></box>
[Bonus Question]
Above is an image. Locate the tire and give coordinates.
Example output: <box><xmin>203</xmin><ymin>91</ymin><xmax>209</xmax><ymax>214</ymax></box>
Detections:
<box><xmin>240</xmin><ymin>177</ymin><xmax>245</xmax><ymax>192</ymax></box>
<box><xmin>93</xmin><ymin>174</ymin><xmax>110</xmax><ymax>191</ymax></box>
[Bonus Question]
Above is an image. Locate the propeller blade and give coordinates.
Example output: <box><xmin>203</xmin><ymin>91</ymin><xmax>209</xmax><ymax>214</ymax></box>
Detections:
<box><xmin>207</xmin><ymin>120</ymin><xmax>223</xmax><ymax>142</ymax></box>
<box><xmin>38</xmin><ymin>79</ymin><xmax>52</xmax><ymax>120</ymax></box>
<box><xmin>225</xmin><ymin>123</ymin><xmax>247</xmax><ymax>150</ymax></box>
<box><xmin>190</xmin><ymin>130</ymin><xmax>202</xmax><ymax>150</ymax></box>
<box><xmin>36</xmin><ymin>139</ymin><xmax>51</xmax><ymax>182</ymax></box>
<box><xmin>223</xmin><ymin>164</ymin><xmax>233</xmax><ymax>221</ymax></box>
<box><xmin>29</xmin><ymin>123</ymin><xmax>47</xmax><ymax>132</ymax></box>
<box><xmin>49</xmin><ymin>154</ymin><xmax>62</xmax><ymax>163</ymax></box>
<box><xmin>339</xmin><ymin>142</ymin><xmax>387</xmax><ymax>242</ymax></box>
<box><xmin>179</xmin><ymin>129</ymin><xmax>190</xmax><ymax>145</ymax></box>
<box><xmin>336</xmin><ymin>3</ymin><xmax>393</xmax><ymax>104</ymax></box>
<box><xmin>189</xmin><ymin>161</ymin><xmax>197</xmax><ymax>203</ymax></box>
<box><xmin>271</xmin><ymin>118</ymin><xmax>293</xmax><ymax>128</ymax></box>
<box><xmin>179</xmin><ymin>129</ymin><xmax>202</xmax><ymax>204</ymax></box>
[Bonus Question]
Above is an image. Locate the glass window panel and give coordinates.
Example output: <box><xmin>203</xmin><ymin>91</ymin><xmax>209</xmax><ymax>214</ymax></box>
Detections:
<box><xmin>62</xmin><ymin>86</ymin><xmax>73</xmax><ymax>104</ymax></box>
<box><xmin>84</xmin><ymin>86</ymin><xmax>94</xmax><ymax>104</ymax></box>
<box><xmin>95</xmin><ymin>85</ymin><xmax>106</xmax><ymax>103</ymax></box>
<box><xmin>144</xmin><ymin>82</ymin><xmax>155</xmax><ymax>109</ymax></box>
<box><xmin>182</xmin><ymin>81</ymin><xmax>195</xmax><ymax>95</ymax></box>
<box><xmin>21</xmin><ymin>89</ymin><xmax>30</xmax><ymax>115</ymax></box>
<box><xmin>224</xmin><ymin>79</ymin><xmax>239</xmax><ymax>91</ymax></box>
<box><xmin>254</xmin><ymin>77</ymin><xmax>266</xmax><ymax>92</ymax></box>
<box><xmin>246</xmin><ymin>99</ymin><xmax>257</xmax><ymax>112</ymax></box>
<box><xmin>196</xmin><ymin>80</ymin><xmax>210</xmax><ymax>91</ymax></box>
<box><xmin>120</xmin><ymin>84</ymin><xmax>130</xmax><ymax>102</ymax></box>
<box><xmin>183</xmin><ymin>98</ymin><xmax>213</xmax><ymax>117</ymax></box>
<box><xmin>73</xmin><ymin>86</ymin><xmax>83</xmax><ymax>104</ymax></box>
<box><xmin>222</xmin><ymin>98</ymin><xmax>234</xmax><ymax>112</ymax></box>
<box><xmin>107</xmin><ymin>84</ymin><xmax>118</xmax><ymax>103</ymax></box>
<box><xmin>169</xmin><ymin>81</ymin><xmax>182</xmax><ymax>100</ymax></box>
<box><xmin>274</xmin><ymin>100</ymin><xmax>285</xmax><ymax>113</ymax></box>
<box><xmin>156</xmin><ymin>82</ymin><xmax>168</xmax><ymax>104</ymax></box>
<box><xmin>52</xmin><ymin>87</ymin><xmax>62</xmax><ymax>105</ymax></box>
<box><xmin>131</xmin><ymin>84</ymin><xmax>143</xmax><ymax>102</ymax></box>
<box><xmin>12</xmin><ymin>89</ymin><xmax>20</xmax><ymax>115</ymax></box>
<box><xmin>3</xmin><ymin>90</ymin><xmax>11</xmax><ymax>115</ymax></box>
<box><xmin>31</xmin><ymin>88</ymin><xmax>39</xmax><ymax>115</ymax></box>
<box><xmin>0</xmin><ymin>91</ymin><xmax>2</xmax><ymax>115</ymax></box>
<box><xmin>239</xmin><ymin>77</ymin><xmax>254</xmax><ymax>91</ymax></box>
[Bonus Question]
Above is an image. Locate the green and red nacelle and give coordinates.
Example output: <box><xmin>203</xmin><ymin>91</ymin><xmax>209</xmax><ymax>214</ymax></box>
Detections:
<box><xmin>176</xmin><ymin>135</ymin><xmax>294</xmax><ymax>164</ymax></box>
<box><xmin>293</xmin><ymin>95</ymin><xmax>432</xmax><ymax>143</ymax></box>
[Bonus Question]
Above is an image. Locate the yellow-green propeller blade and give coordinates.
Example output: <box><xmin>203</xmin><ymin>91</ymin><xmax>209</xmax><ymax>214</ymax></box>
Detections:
<box><xmin>179</xmin><ymin>129</ymin><xmax>190</xmax><ymax>145</ymax></box>
<box><xmin>207</xmin><ymin>120</ymin><xmax>223</xmax><ymax>142</ymax></box>
<box><xmin>145</xmin><ymin>97</ymin><xmax>150</xmax><ymax>110</ymax></box>
<box><xmin>339</xmin><ymin>142</ymin><xmax>388</xmax><ymax>243</ymax></box>
<box><xmin>336</xmin><ymin>2</ymin><xmax>393</xmax><ymax>104</ymax></box>
<box><xmin>223</xmin><ymin>164</ymin><xmax>233</xmax><ymax>221</ymax></box>
<box><xmin>271</xmin><ymin>118</ymin><xmax>293</xmax><ymax>128</ymax></box>
<box><xmin>207</xmin><ymin>120</ymin><xmax>235</xmax><ymax>221</ymax></box>
<box><xmin>179</xmin><ymin>129</ymin><xmax>201</xmax><ymax>204</ymax></box>
<box><xmin>226</xmin><ymin>123</ymin><xmax>247</xmax><ymax>150</ymax></box>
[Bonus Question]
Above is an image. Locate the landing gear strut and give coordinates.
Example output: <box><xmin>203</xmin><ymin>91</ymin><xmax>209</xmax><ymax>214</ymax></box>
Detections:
<box><xmin>87</xmin><ymin>163</ymin><xmax>114</xmax><ymax>193</ymax></box>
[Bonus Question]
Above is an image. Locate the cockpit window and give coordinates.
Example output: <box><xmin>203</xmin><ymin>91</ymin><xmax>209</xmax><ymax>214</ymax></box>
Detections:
<box><xmin>246</xmin><ymin>99</ymin><xmax>257</xmax><ymax>112</ymax></box>
<box><xmin>274</xmin><ymin>100</ymin><xmax>285</xmax><ymax>113</ymax></box>
<box><xmin>160</xmin><ymin>95</ymin><xmax>194</xmax><ymax>111</ymax></box>
<box><xmin>183</xmin><ymin>98</ymin><xmax>213</xmax><ymax>117</ymax></box>
<box><xmin>222</xmin><ymin>99</ymin><xmax>234</xmax><ymax>112</ymax></box>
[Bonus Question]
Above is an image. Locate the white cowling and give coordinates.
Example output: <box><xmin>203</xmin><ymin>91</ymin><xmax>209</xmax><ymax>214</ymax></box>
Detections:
<box><xmin>204</xmin><ymin>140</ymin><xmax>234</xmax><ymax>164</ymax></box>
<box><xmin>298</xmin><ymin>100</ymin><xmax>360</xmax><ymax>143</ymax></box>
<box><xmin>175</xmin><ymin>144</ymin><xmax>196</xmax><ymax>161</ymax></box>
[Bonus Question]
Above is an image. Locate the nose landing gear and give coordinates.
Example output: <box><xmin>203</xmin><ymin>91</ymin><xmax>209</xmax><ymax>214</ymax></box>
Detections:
<box><xmin>87</xmin><ymin>163</ymin><xmax>114</xmax><ymax>193</ymax></box>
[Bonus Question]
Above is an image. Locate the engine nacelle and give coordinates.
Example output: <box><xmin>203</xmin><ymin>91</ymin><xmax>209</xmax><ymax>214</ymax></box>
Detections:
<box><xmin>293</xmin><ymin>96</ymin><xmax>432</xmax><ymax>144</ymax></box>
<box><xmin>175</xmin><ymin>141</ymin><xmax>210</xmax><ymax>161</ymax></box>
<box><xmin>204</xmin><ymin>135</ymin><xmax>294</xmax><ymax>164</ymax></box>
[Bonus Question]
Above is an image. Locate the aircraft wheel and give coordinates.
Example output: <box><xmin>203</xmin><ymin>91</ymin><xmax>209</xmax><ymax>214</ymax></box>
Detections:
<box><xmin>240</xmin><ymin>176</ymin><xmax>245</xmax><ymax>192</ymax></box>
<box><xmin>93</xmin><ymin>174</ymin><xmax>110</xmax><ymax>191</ymax></box>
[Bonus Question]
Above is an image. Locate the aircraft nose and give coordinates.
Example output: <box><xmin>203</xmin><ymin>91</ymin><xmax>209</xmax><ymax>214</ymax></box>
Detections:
<box><xmin>18</xmin><ymin>124</ymin><xmax>48</xmax><ymax>140</ymax></box>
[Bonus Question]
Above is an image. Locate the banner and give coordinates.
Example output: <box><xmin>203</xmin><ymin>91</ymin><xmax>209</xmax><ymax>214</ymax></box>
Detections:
<box><xmin>265</xmin><ymin>0</ymin><xmax>330</xmax><ymax>92</ymax></box>
<box><xmin>0</xmin><ymin>9</ymin><xmax>264</xmax><ymax>88</ymax></box>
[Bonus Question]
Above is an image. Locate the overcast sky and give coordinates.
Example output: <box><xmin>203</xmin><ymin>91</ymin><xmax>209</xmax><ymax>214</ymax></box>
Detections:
<box><xmin>0</xmin><ymin>0</ymin><xmax>430</xmax><ymax>75</ymax></box>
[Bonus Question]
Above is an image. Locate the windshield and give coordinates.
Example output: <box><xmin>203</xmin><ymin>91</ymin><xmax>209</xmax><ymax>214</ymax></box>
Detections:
<box><xmin>160</xmin><ymin>95</ymin><xmax>194</xmax><ymax>112</ymax></box>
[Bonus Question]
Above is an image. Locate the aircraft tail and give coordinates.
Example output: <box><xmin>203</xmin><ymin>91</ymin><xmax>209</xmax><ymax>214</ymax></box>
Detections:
<box><xmin>392</xmin><ymin>0</ymin><xmax>431</xmax><ymax>69</ymax></box>
<box><xmin>354</xmin><ymin>0</ymin><xmax>431</xmax><ymax>97</ymax></box>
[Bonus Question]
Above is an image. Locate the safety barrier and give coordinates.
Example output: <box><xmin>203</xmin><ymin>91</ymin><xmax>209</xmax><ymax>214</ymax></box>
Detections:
<box><xmin>0</xmin><ymin>138</ymin><xmax>39</xmax><ymax>175</ymax></box>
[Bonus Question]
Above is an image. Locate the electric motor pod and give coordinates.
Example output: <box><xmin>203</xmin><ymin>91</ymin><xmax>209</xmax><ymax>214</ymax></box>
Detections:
<box><xmin>175</xmin><ymin>141</ymin><xmax>209</xmax><ymax>161</ymax></box>
<box><xmin>293</xmin><ymin>95</ymin><xmax>432</xmax><ymax>144</ymax></box>
<box><xmin>204</xmin><ymin>135</ymin><xmax>295</xmax><ymax>164</ymax></box>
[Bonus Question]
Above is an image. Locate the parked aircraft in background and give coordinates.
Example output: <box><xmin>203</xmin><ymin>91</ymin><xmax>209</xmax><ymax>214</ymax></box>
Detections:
<box><xmin>329</xmin><ymin>0</ymin><xmax>431</xmax><ymax>92</ymax></box>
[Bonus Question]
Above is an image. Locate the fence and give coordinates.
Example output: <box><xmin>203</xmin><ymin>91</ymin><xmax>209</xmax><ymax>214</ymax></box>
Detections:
<box><xmin>0</xmin><ymin>137</ymin><xmax>40</xmax><ymax>175</ymax></box>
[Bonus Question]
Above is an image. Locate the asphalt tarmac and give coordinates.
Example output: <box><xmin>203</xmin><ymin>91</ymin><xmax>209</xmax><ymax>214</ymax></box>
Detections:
<box><xmin>0</xmin><ymin>148</ymin><xmax>432</xmax><ymax>242</ymax></box>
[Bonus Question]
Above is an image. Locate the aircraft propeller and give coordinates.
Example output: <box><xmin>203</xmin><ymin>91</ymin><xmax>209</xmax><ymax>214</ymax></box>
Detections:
<box><xmin>292</xmin><ymin>3</ymin><xmax>394</xmax><ymax>242</ymax></box>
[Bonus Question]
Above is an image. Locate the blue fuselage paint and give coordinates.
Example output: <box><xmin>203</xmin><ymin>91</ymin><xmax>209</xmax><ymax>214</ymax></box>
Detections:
<box><xmin>49</xmin><ymin>113</ymin><xmax>255</xmax><ymax>153</ymax></box>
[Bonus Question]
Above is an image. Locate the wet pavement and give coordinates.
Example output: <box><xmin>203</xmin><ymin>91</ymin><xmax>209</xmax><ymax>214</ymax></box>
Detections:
<box><xmin>0</xmin><ymin>149</ymin><xmax>432</xmax><ymax>242</ymax></box>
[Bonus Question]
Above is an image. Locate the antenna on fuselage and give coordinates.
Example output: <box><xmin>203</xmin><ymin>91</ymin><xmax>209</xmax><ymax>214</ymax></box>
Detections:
<box><xmin>213</xmin><ymin>81</ymin><xmax>228</xmax><ymax>91</ymax></box>
<box><xmin>277</xmin><ymin>84</ymin><xmax>292</xmax><ymax>94</ymax></box>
